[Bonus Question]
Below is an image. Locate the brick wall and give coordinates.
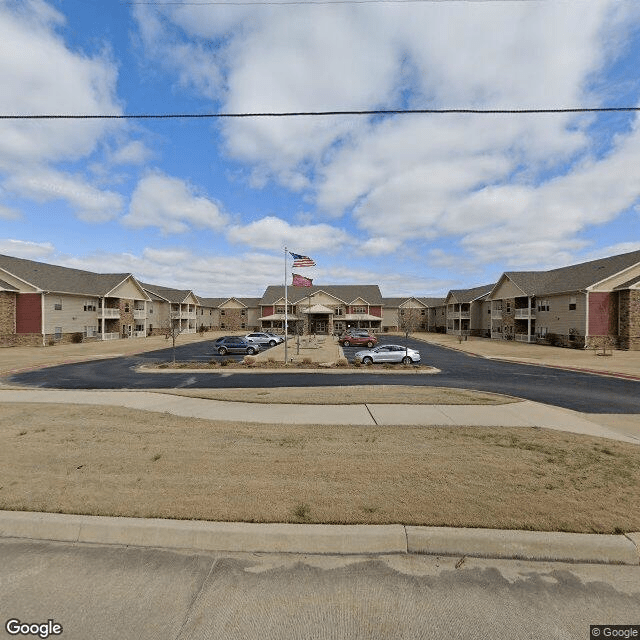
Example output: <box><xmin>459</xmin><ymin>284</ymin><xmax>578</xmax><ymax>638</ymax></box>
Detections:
<box><xmin>16</xmin><ymin>293</ymin><xmax>42</xmax><ymax>333</ymax></box>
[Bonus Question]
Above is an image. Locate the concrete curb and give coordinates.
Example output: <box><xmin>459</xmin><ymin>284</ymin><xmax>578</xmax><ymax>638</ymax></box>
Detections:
<box><xmin>406</xmin><ymin>526</ymin><xmax>640</xmax><ymax>565</ymax></box>
<box><xmin>135</xmin><ymin>365</ymin><xmax>441</xmax><ymax>375</ymax></box>
<box><xmin>1</xmin><ymin>511</ymin><xmax>638</xmax><ymax>565</ymax></box>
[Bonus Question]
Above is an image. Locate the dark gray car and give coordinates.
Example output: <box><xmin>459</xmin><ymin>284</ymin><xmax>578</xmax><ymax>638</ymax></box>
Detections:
<box><xmin>216</xmin><ymin>337</ymin><xmax>261</xmax><ymax>356</ymax></box>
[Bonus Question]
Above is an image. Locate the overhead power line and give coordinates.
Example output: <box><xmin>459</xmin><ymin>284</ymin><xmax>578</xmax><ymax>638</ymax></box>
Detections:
<box><xmin>0</xmin><ymin>107</ymin><xmax>639</xmax><ymax>120</ymax></box>
<box><xmin>125</xmin><ymin>0</ymin><xmax>547</xmax><ymax>5</ymax></box>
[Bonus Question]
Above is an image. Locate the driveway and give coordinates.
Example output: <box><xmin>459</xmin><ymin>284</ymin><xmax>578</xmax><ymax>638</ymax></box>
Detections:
<box><xmin>6</xmin><ymin>337</ymin><xmax>640</xmax><ymax>413</ymax></box>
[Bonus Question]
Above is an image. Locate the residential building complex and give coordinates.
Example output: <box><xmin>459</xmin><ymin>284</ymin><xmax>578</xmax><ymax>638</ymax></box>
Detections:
<box><xmin>1</xmin><ymin>249</ymin><xmax>638</xmax><ymax>350</ymax></box>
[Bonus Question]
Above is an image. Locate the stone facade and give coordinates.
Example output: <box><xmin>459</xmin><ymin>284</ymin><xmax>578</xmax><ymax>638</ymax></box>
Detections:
<box><xmin>618</xmin><ymin>290</ymin><xmax>640</xmax><ymax>350</ymax></box>
<box><xmin>219</xmin><ymin>307</ymin><xmax>249</xmax><ymax>331</ymax></box>
<box><xmin>119</xmin><ymin>299</ymin><xmax>135</xmax><ymax>338</ymax></box>
<box><xmin>0</xmin><ymin>291</ymin><xmax>16</xmax><ymax>343</ymax></box>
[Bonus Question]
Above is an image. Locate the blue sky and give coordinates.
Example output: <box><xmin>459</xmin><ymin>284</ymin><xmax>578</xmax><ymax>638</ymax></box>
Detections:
<box><xmin>1</xmin><ymin>0</ymin><xmax>639</xmax><ymax>298</ymax></box>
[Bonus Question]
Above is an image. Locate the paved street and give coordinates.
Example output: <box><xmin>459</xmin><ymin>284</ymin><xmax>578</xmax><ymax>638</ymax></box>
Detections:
<box><xmin>1</xmin><ymin>538</ymin><xmax>638</xmax><ymax>640</ymax></box>
<box><xmin>7</xmin><ymin>337</ymin><xmax>640</xmax><ymax>413</ymax></box>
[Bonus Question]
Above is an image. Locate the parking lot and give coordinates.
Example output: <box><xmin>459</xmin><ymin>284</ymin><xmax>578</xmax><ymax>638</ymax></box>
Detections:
<box><xmin>339</xmin><ymin>334</ymin><xmax>424</xmax><ymax>364</ymax></box>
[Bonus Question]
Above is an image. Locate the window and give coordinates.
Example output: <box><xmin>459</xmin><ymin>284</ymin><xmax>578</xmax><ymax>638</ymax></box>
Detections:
<box><xmin>124</xmin><ymin>302</ymin><xmax>130</xmax><ymax>313</ymax></box>
<box><xmin>353</xmin><ymin>306</ymin><xmax>367</xmax><ymax>313</ymax></box>
<box><xmin>569</xmin><ymin>296</ymin><xmax>577</xmax><ymax>311</ymax></box>
<box><xmin>84</xmin><ymin>300</ymin><xmax>96</xmax><ymax>312</ymax></box>
<box><xmin>149</xmin><ymin>306</ymin><xmax>153</xmax><ymax>314</ymax></box>
<box><xmin>506</xmin><ymin>302</ymin><xmax>511</xmax><ymax>313</ymax></box>
<box><xmin>335</xmin><ymin>307</ymin><xmax>344</xmax><ymax>316</ymax></box>
<box><xmin>241</xmin><ymin>323</ymin><xmax>246</xmax><ymax>329</ymax></box>
<box><xmin>241</xmin><ymin>309</ymin><xmax>246</xmax><ymax>316</ymax></box>
<box><xmin>537</xmin><ymin>327</ymin><xmax>548</xmax><ymax>337</ymax></box>
<box><xmin>537</xmin><ymin>300</ymin><xmax>550</xmax><ymax>312</ymax></box>
<box><xmin>221</xmin><ymin>323</ymin><xmax>226</xmax><ymax>329</ymax></box>
<box><xmin>54</xmin><ymin>327</ymin><xmax>62</xmax><ymax>340</ymax></box>
<box><xmin>54</xmin><ymin>298</ymin><xmax>62</xmax><ymax>311</ymax></box>
<box><xmin>84</xmin><ymin>326</ymin><xmax>96</xmax><ymax>338</ymax></box>
<box><xmin>221</xmin><ymin>310</ymin><xmax>226</xmax><ymax>316</ymax></box>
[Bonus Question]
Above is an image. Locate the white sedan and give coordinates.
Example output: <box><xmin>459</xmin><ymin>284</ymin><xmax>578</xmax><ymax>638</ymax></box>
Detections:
<box><xmin>354</xmin><ymin>344</ymin><xmax>421</xmax><ymax>365</ymax></box>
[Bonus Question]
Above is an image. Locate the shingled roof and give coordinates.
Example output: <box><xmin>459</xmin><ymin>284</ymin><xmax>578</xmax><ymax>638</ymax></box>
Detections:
<box><xmin>499</xmin><ymin>249</ymin><xmax>640</xmax><ymax>296</ymax></box>
<box><xmin>0</xmin><ymin>254</ymin><xmax>136</xmax><ymax>297</ymax></box>
<box><xmin>261</xmin><ymin>285</ymin><xmax>383</xmax><ymax>305</ymax></box>
<box><xmin>446</xmin><ymin>284</ymin><xmax>495</xmax><ymax>304</ymax></box>
<box><xmin>140</xmin><ymin>282</ymin><xmax>197</xmax><ymax>304</ymax></box>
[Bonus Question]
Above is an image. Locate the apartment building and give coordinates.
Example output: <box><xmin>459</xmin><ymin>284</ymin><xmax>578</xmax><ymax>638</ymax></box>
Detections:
<box><xmin>381</xmin><ymin>297</ymin><xmax>446</xmax><ymax>333</ymax></box>
<box><xmin>0</xmin><ymin>254</ymin><xmax>151</xmax><ymax>346</ymax></box>
<box><xmin>2</xmin><ymin>249</ymin><xmax>637</xmax><ymax>350</ymax></box>
<box><xmin>444</xmin><ymin>284</ymin><xmax>494</xmax><ymax>337</ymax></box>
<box><xmin>140</xmin><ymin>283</ymin><xmax>200</xmax><ymax>336</ymax></box>
<box><xmin>259</xmin><ymin>285</ymin><xmax>383</xmax><ymax>335</ymax></box>
<box><xmin>487</xmin><ymin>250</ymin><xmax>640</xmax><ymax>349</ymax></box>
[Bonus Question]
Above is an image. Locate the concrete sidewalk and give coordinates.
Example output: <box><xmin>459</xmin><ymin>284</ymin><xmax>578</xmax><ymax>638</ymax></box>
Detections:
<box><xmin>0</xmin><ymin>510</ymin><xmax>638</xmax><ymax>565</ymax></box>
<box><xmin>1</xmin><ymin>388</ymin><xmax>638</xmax><ymax>444</ymax></box>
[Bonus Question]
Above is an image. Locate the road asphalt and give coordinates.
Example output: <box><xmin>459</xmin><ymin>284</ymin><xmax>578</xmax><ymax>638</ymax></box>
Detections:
<box><xmin>1</xmin><ymin>388</ymin><xmax>639</xmax><ymax>565</ymax></box>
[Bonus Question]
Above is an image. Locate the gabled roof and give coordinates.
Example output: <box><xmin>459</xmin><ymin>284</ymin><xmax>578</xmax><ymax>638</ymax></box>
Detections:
<box><xmin>418</xmin><ymin>297</ymin><xmax>446</xmax><ymax>307</ymax></box>
<box><xmin>614</xmin><ymin>274</ymin><xmax>640</xmax><ymax>291</ymax></box>
<box><xmin>497</xmin><ymin>249</ymin><xmax>640</xmax><ymax>296</ymax></box>
<box><xmin>0</xmin><ymin>278</ymin><xmax>19</xmax><ymax>292</ymax></box>
<box><xmin>260</xmin><ymin>285</ymin><xmax>383</xmax><ymax>306</ymax></box>
<box><xmin>141</xmin><ymin>282</ymin><xmax>196</xmax><ymax>305</ymax></box>
<box><xmin>0</xmin><ymin>254</ymin><xmax>136</xmax><ymax>297</ymax></box>
<box><xmin>446</xmin><ymin>284</ymin><xmax>494</xmax><ymax>304</ymax></box>
<box><xmin>197</xmin><ymin>297</ymin><xmax>227</xmax><ymax>307</ymax></box>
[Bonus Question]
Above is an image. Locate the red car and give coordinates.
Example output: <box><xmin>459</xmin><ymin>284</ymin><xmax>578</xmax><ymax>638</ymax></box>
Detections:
<box><xmin>338</xmin><ymin>333</ymin><xmax>377</xmax><ymax>348</ymax></box>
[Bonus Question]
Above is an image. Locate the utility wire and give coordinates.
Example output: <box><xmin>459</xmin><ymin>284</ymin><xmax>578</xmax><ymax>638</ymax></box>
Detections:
<box><xmin>125</xmin><ymin>0</ymin><xmax>547</xmax><ymax>5</ymax></box>
<box><xmin>0</xmin><ymin>107</ymin><xmax>638</xmax><ymax>120</ymax></box>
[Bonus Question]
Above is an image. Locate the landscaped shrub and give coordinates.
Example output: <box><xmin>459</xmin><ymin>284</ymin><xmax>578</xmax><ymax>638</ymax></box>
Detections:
<box><xmin>71</xmin><ymin>332</ymin><xmax>83</xmax><ymax>343</ymax></box>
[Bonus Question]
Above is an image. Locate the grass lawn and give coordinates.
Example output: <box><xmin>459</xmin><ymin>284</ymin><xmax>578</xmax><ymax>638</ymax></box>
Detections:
<box><xmin>156</xmin><ymin>385</ymin><xmax>518</xmax><ymax>405</ymax></box>
<box><xmin>1</xmin><ymin>403</ymin><xmax>639</xmax><ymax>534</ymax></box>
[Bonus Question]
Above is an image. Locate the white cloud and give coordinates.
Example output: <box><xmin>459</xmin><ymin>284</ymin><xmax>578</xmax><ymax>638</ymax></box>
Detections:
<box><xmin>0</xmin><ymin>238</ymin><xmax>55</xmax><ymax>260</ymax></box>
<box><xmin>133</xmin><ymin>0</ymin><xmax>640</xmax><ymax>272</ymax></box>
<box><xmin>4</xmin><ymin>168</ymin><xmax>124</xmax><ymax>223</ymax></box>
<box><xmin>226</xmin><ymin>215</ymin><xmax>350</xmax><ymax>252</ymax></box>
<box><xmin>110</xmin><ymin>141</ymin><xmax>153</xmax><ymax>166</ymax></box>
<box><xmin>0</xmin><ymin>204</ymin><xmax>21</xmax><ymax>220</ymax></box>
<box><xmin>123</xmin><ymin>172</ymin><xmax>228</xmax><ymax>234</ymax></box>
<box><xmin>0</xmin><ymin>1</ymin><xmax>121</xmax><ymax>166</ymax></box>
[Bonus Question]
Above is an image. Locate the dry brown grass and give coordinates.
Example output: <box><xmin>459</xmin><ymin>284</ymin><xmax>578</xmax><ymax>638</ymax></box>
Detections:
<box><xmin>155</xmin><ymin>385</ymin><xmax>518</xmax><ymax>405</ymax></box>
<box><xmin>1</xmin><ymin>403</ymin><xmax>639</xmax><ymax>533</ymax></box>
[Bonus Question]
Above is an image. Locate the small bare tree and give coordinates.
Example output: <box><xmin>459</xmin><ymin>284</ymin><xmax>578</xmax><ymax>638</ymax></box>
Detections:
<box><xmin>162</xmin><ymin>319</ymin><xmax>184</xmax><ymax>363</ymax></box>
<box><xmin>399</xmin><ymin>305</ymin><xmax>422</xmax><ymax>357</ymax></box>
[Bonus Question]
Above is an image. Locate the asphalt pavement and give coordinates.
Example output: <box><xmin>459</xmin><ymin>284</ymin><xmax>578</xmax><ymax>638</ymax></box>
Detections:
<box><xmin>7</xmin><ymin>337</ymin><xmax>640</xmax><ymax>413</ymax></box>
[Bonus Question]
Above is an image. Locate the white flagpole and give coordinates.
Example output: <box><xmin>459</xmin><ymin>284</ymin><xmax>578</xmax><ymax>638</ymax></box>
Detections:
<box><xmin>284</xmin><ymin>246</ymin><xmax>288</xmax><ymax>363</ymax></box>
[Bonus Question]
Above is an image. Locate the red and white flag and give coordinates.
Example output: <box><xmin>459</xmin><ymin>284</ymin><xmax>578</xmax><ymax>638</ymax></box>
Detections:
<box><xmin>292</xmin><ymin>273</ymin><xmax>313</xmax><ymax>287</ymax></box>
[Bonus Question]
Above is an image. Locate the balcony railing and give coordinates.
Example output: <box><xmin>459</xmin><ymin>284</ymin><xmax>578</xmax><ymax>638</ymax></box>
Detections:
<box><xmin>101</xmin><ymin>332</ymin><xmax>120</xmax><ymax>340</ymax></box>
<box><xmin>102</xmin><ymin>308</ymin><xmax>120</xmax><ymax>319</ymax></box>
<box><xmin>491</xmin><ymin>308</ymin><xmax>503</xmax><ymax>317</ymax></box>
<box><xmin>515</xmin><ymin>333</ymin><xmax>535</xmax><ymax>343</ymax></box>
<box><xmin>133</xmin><ymin>309</ymin><xmax>146</xmax><ymax>320</ymax></box>
<box><xmin>514</xmin><ymin>309</ymin><xmax>536</xmax><ymax>319</ymax></box>
<box><xmin>133</xmin><ymin>330</ymin><xmax>146</xmax><ymax>338</ymax></box>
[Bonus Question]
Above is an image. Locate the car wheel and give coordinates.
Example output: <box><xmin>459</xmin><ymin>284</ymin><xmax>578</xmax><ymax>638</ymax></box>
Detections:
<box><xmin>269</xmin><ymin>340</ymin><xmax>276</xmax><ymax>347</ymax></box>
<box><xmin>247</xmin><ymin>347</ymin><xmax>257</xmax><ymax>355</ymax></box>
<box><xmin>218</xmin><ymin>347</ymin><xmax>227</xmax><ymax>355</ymax></box>
<box><xmin>343</xmin><ymin>340</ymin><xmax>350</xmax><ymax>347</ymax></box>
<box><xmin>402</xmin><ymin>356</ymin><xmax>412</xmax><ymax>364</ymax></box>
<box><xmin>366</xmin><ymin>341</ymin><xmax>374</xmax><ymax>348</ymax></box>
<box><xmin>362</xmin><ymin>356</ymin><xmax>373</xmax><ymax>365</ymax></box>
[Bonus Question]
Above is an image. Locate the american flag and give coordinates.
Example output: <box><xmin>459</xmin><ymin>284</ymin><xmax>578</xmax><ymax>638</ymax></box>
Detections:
<box><xmin>289</xmin><ymin>252</ymin><xmax>316</xmax><ymax>267</ymax></box>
